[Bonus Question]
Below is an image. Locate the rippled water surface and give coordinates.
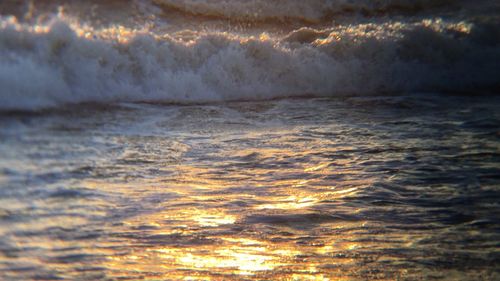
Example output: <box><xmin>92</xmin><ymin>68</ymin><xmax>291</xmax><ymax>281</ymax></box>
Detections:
<box><xmin>0</xmin><ymin>95</ymin><xmax>499</xmax><ymax>280</ymax></box>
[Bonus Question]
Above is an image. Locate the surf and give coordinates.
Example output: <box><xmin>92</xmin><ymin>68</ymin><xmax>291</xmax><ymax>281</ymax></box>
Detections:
<box><xmin>0</xmin><ymin>0</ymin><xmax>498</xmax><ymax>111</ymax></box>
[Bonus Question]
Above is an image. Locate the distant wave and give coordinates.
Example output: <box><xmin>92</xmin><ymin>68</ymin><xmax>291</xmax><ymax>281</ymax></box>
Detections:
<box><xmin>152</xmin><ymin>0</ymin><xmax>457</xmax><ymax>22</ymax></box>
<box><xmin>2</xmin><ymin>0</ymin><xmax>494</xmax><ymax>27</ymax></box>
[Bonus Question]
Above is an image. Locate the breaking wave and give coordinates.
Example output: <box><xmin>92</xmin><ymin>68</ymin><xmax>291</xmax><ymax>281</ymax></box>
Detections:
<box><xmin>0</xmin><ymin>0</ymin><xmax>499</xmax><ymax>111</ymax></box>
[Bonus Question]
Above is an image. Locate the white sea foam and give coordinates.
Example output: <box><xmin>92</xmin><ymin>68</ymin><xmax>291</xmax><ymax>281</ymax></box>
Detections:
<box><xmin>0</xmin><ymin>1</ymin><xmax>498</xmax><ymax>111</ymax></box>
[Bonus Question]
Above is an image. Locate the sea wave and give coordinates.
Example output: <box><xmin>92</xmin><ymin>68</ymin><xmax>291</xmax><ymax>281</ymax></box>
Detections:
<box><xmin>0</xmin><ymin>1</ymin><xmax>499</xmax><ymax>111</ymax></box>
<box><xmin>2</xmin><ymin>0</ymin><xmax>496</xmax><ymax>29</ymax></box>
<box><xmin>152</xmin><ymin>0</ymin><xmax>457</xmax><ymax>22</ymax></box>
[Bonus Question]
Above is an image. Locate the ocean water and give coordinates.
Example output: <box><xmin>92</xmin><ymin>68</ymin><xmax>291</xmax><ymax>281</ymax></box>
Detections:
<box><xmin>1</xmin><ymin>96</ymin><xmax>499</xmax><ymax>280</ymax></box>
<box><xmin>0</xmin><ymin>1</ymin><xmax>499</xmax><ymax>280</ymax></box>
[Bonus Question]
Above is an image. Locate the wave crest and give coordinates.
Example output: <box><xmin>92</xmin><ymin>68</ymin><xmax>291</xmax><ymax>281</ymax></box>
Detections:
<box><xmin>0</xmin><ymin>15</ymin><xmax>498</xmax><ymax>111</ymax></box>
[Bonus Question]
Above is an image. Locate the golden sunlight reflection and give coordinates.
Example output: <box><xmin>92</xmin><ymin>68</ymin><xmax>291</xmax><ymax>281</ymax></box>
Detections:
<box><xmin>256</xmin><ymin>195</ymin><xmax>318</xmax><ymax>210</ymax></box>
<box><xmin>104</xmin><ymin>236</ymin><xmax>314</xmax><ymax>278</ymax></box>
<box><xmin>156</xmin><ymin>241</ymin><xmax>282</xmax><ymax>273</ymax></box>
<box><xmin>79</xmin><ymin>130</ymin><xmax>375</xmax><ymax>279</ymax></box>
<box><xmin>175</xmin><ymin>208</ymin><xmax>237</xmax><ymax>227</ymax></box>
<box><xmin>101</xmin><ymin>224</ymin><xmax>367</xmax><ymax>280</ymax></box>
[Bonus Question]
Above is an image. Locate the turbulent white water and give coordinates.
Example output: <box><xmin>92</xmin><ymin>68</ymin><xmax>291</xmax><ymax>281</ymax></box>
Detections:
<box><xmin>0</xmin><ymin>0</ymin><xmax>499</xmax><ymax>110</ymax></box>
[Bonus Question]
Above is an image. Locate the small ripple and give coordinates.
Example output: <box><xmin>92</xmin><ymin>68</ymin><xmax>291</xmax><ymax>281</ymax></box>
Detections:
<box><xmin>43</xmin><ymin>253</ymin><xmax>101</xmax><ymax>264</ymax></box>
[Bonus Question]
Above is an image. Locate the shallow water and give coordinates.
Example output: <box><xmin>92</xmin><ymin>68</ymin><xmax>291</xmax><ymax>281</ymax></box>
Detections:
<box><xmin>0</xmin><ymin>95</ymin><xmax>499</xmax><ymax>280</ymax></box>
